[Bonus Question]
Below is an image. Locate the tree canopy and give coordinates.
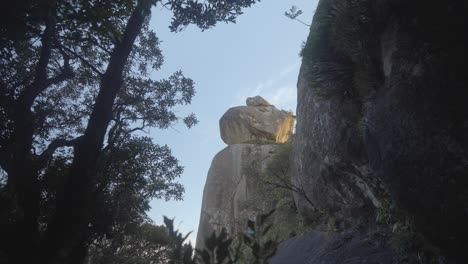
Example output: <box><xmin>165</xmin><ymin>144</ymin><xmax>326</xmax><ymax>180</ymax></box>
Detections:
<box><xmin>0</xmin><ymin>1</ymin><xmax>259</xmax><ymax>263</ymax></box>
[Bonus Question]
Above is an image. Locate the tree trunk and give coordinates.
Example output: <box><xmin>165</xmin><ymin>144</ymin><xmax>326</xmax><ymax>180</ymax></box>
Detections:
<box><xmin>39</xmin><ymin>2</ymin><xmax>150</xmax><ymax>263</ymax></box>
<box><xmin>2</xmin><ymin>3</ymin><xmax>56</xmax><ymax>263</ymax></box>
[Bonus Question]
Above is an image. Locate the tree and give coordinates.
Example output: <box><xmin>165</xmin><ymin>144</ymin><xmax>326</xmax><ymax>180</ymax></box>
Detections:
<box><xmin>87</xmin><ymin>217</ymin><xmax>195</xmax><ymax>264</ymax></box>
<box><xmin>87</xmin><ymin>222</ymin><xmax>172</xmax><ymax>264</ymax></box>
<box><xmin>195</xmin><ymin>210</ymin><xmax>278</xmax><ymax>264</ymax></box>
<box><xmin>262</xmin><ymin>141</ymin><xmax>315</xmax><ymax>209</ymax></box>
<box><xmin>0</xmin><ymin>1</ymin><xmax>260</xmax><ymax>263</ymax></box>
<box><xmin>284</xmin><ymin>6</ymin><xmax>311</xmax><ymax>27</ymax></box>
<box><xmin>163</xmin><ymin>216</ymin><xmax>196</xmax><ymax>264</ymax></box>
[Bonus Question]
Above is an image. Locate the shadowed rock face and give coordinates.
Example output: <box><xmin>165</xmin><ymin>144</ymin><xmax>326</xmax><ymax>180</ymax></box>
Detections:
<box><xmin>292</xmin><ymin>0</ymin><xmax>468</xmax><ymax>261</ymax></box>
<box><xmin>269</xmin><ymin>231</ymin><xmax>397</xmax><ymax>264</ymax></box>
<box><xmin>219</xmin><ymin>97</ymin><xmax>294</xmax><ymax>145</ymax></box>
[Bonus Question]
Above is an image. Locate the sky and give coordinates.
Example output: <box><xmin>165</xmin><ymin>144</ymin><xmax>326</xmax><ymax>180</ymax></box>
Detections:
<box><xmin>147</xmin><ymin>0</ymin><xmax>318</xmax><ymax>245</ymax></box>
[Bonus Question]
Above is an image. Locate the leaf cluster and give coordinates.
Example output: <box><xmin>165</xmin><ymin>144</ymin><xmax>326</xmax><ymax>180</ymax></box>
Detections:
<box><xmin>88</xmin><ymin>216</ymin><xmax>196</xmax><ymax>264</ymax></box>
<box><xmin>88</xmin><ymin>222</ymin><xmax>172</xmax><ymax>264</ymax></box>
<box><xmin>285</xmin><ymin>6</ymin><xmax>303</xmax><ymax>20</ymax></box>
<box><xmin>284</xmin><ymin>5</ymin><xmax>310</xmax><ymax>27</ymax></box>
<box><xmin>166</xmin><ymin>0</ymin><xmax>261</xmax><ymax>32</ymax></box>
<box><xmin>195</xmin><ymin>209</ymin><xmax>278</xmax><ymax>264</ymax></box>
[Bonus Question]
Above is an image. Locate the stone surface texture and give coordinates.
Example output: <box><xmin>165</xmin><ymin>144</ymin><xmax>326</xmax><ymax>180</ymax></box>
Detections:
<box><xmin>246</xmin><ymin>96</ymin><xmax>271</xmax><ymax>107</ymax></box>
<box><xmin>219</xmin><ymin>98</ymin><xmax>294</xmax><ymax>145</ymax></box>
<box><xmin>196</xmin><ymin>97</ymin><xmax>297</xmax><ymax>250</ymax></box>
<box><xmin>196</xmin><ymin>144</ymin><xmax>278</xmax><ymax>249</ymax></box>
<box><xmin>291</xmin><ymin>0</ymin><xmax>468</xmax><ymax>261</ymax></box>
<box><xmin>269</xmin><ymin>231</ymin><xmax>397</xmax><ymax>264</ymax></box>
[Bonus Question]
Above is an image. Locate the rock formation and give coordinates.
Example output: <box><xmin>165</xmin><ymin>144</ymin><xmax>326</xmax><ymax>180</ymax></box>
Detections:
<box><xmin>219</xmin><ymin>97</ymin><xmax>294</xmax><ymax>145</ymax></box>
<box><xmin>197</xmin><ymin>2</ymin><xmax>468</xmax><ymax>262</ymax></box>
<box><xmin>196</xmin><ymin>97</ymin><xmax>295</xmax><ymax>249</ymax></box>
<box><xmin>246</xmin><ymin>96</ymin><xmax>271</xmax><ymax>107</ymax></box>
<box><xmin>289</xmin><ymin>0</ymin><xmax>468</xmax><ymax>262</ymax></box>
<box><xmin>270</xmin><ymin>231</ymin><xmax>397</xmax><ymax>264</ymax></box>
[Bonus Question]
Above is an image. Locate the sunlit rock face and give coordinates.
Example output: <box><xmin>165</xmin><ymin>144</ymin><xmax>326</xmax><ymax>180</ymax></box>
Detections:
<box><xmin>219</xmin><ymin>96</ymin><xmax>294</xmax><ymax>145</ymax></box>
<box><xmin>195</xmin><ymin>144</ymin><xmax>278</xmax><ymax>249</ymax></box>
<box><xmin>196</xmin><ymin>97</ymin><xmax>295</xmax><ymax>249</ymax></box>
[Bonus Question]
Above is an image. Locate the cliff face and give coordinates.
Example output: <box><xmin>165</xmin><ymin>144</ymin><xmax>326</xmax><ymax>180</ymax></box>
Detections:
<box><xmin>196</xmin><ymin>97</ymin><xmax>295</xmax><ymax>249</ymax></box>
<box><xmin>270</xmin><ymin>231</ymin><xmax>396</xmax><ymax>264</ymax></box>
<box><xmin>291</xmin><ymin>0</ymin><xmax>468</xmax><ymax>261</ymax></box>
<box><xmin>197</xmin><ymin>2</ymin><xmax>468</xmax><ymax>261</ymax></box>
<box><xmin>196</xmin><ymin>144</ymin><xmax>277</xmax><ymax>249</ymax></box>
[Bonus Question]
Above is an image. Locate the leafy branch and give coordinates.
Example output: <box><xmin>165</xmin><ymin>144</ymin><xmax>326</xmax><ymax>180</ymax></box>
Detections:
<box><xmin>284</xmin><ymin>6</ymin><xmax>310</xmax><ymax>27</ymax></box>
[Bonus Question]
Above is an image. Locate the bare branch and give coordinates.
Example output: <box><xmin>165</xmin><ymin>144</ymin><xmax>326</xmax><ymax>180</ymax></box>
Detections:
<box><xmin>127</xmin><ymin>120</ymin><xmax>147</xmax><ymax>134</ymax></box>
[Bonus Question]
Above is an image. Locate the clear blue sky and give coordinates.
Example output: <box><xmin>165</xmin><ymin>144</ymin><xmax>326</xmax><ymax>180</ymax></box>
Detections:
<box><xmin>148</xmin><ymin>0</ymin><xmax>318</xmax><ymax>244</ymax></box>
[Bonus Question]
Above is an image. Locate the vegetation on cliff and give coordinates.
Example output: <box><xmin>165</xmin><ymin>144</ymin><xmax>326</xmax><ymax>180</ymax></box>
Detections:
<box><xmin>294</xmin><ymin>0</ymin><xmax>468</xmax><ymax>262</ymax></box>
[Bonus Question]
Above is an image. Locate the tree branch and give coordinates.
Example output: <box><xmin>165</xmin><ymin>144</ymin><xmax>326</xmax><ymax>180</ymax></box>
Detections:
<box><xmin>86</xmin><ymin>34</ymin><xmax>113</xmax><ymax>54</ymax></box>
<box><xmin>38</xmin><ymin>137</ymin><xmax>83</xmax><ymax>166</ymax></box>
<box><xmin>60</xmin><ymin>44</ymin><xmax>104</xmax><ymax>77</ymax></box>
<box><xmin>293</xmin><ymin>18</ymin><xmax>310</xmax><ymax>27</ymax></box>
<box><xmin>45</xmin><ymin>52</ymin><xmax>74</xmax><ymax>87</ymax></box>
<box><xmin>127</xmin><ymin>120</ymin><xmax>147</xmax><ymax>134</ymax></box>
<box><xmin>16</xmin><ymin>7</ymin><xmax>56</xmax><ymax>110</ymax></box>
<box><xmin>40</xmin><ymin>2</ymin><xmax>151</xmax><ymax>261</ymax></box>
<box><xmin>58</xmin><ymin>34</ymin><xmax>113</xmax><ymax>54</ymax></box>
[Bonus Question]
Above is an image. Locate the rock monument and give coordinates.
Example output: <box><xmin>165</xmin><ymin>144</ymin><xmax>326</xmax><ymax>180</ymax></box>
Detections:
<box><xmin>196</xmin><ymin>97</ymin><xmax>294</xmax><ymax>249</ymax></box>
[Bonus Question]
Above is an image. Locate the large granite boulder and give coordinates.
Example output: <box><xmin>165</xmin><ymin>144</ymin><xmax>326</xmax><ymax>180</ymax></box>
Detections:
<box><xmin>220</xmin><ymin>98</ymin><xmax>294</xmax><ymax>145</ymax></box>
<box><xmin>197</xmin><ymin>97</ymin><xmax>298</xmax><ymax>249</ymax></box>
<box><xmin>292</xmin><ymin>0</ymin><xmax>468</xmax><ymax>261</ymax></box>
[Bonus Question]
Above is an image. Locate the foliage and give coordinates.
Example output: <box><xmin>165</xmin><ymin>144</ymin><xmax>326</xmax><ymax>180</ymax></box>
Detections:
<box><xmin>167</xmin><ymin>0</ymin><xmax>261</xmax><ymax>32</ymax></box>
<box><xmin>301</xmin><ymin>0</ymin><xmax>383</xmax><ymax>99</ymax></box>
<box><xmin>285</xmin><ymin>6</ymin><xmax>303</xmax><ymax>20</ymax></box>
<box><xmin>87</xmin><ymin>222</ymin><xmax>172</xmax><ymax>264</ymax></box>
<box><xmin>164</xmin><ymin>216</ymin><xmax>196</xmax><ymax>264</ymax></box>
<box><xmin>0</xmin><ymin>0</ymin><xmax>259</xmax><ymax>263</ymax></box>
<box><xmin>196</xmin><ymin>209</ymin><xmax>279</xmax><ymax>264</ymax></box>
<box><xmin>196</xmin><ymin>228</ymin><xmax>236</xmax><ymax>264</ymax></box>
<box><xmin>235</xmin><ymin>209</ymin><xmax>279</xmax><ymax>264</ymax></box>
<box><xmin>88</xmin><ymin>216</ymin><xmax>197</xmax><ymax>264</ymax></box>
<box><xmin>376</xmin><ymin>201</ymin><xmax>443</xmax><ymax>264</ymax></box>
<box><xmin>284</xmin><ymin>6</ymin><xmax>310</xmax><ymax>27</ymax></box>
<box><xmin>236</xmin><ymin>141</ymin><xmax>309</xmax><ymax>243</ymax></box>
<box><xmin>259</xmin><ymin>141</ymin><xmax>314</xmax><ymax>214</ymax></box>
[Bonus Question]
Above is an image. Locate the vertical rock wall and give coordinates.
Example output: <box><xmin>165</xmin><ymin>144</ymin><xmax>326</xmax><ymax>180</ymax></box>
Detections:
<box><xmin>292</xmin><ymin>0</ymin><xmax>468</xmax><ymax>261</ymax></box>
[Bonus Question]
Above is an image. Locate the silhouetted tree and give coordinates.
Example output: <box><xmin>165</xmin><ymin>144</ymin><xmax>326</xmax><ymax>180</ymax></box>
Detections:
<box><xmin>0</xmin><ymin>1</ymin><xmax>259</xmax><ymax>263</ymax></box>
<box><xmin>87</xmin><ymin>222</ymin><xmax>172</xmax><ymax>264</ymax></box>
